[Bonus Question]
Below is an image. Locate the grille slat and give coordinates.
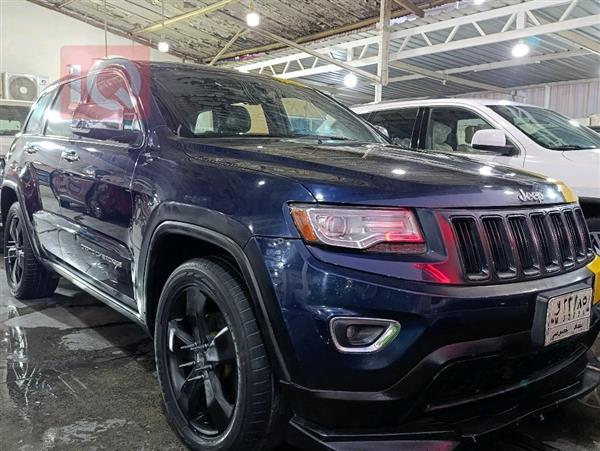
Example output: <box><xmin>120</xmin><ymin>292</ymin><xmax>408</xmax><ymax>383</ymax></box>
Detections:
<box><xmin>452</xmin><ymin>218</ymin><xmax>486</xmax><ymax>277</ymax></box>
<box><xmin>451</xmin><ymin>206</ymin><xmax>592</xmax><ymax>282</ymax></box>
<box><xmin>549</xmin><ymin>213</ymin><xmax>574</xmax><ymax>267</ymax></box>
<box><xmin>482</xmin><ymin>217</ymin><xmax>513</xmax><ymax>275</ymax></box>
<box><xmin>508</xmin><ymin>216</ymin><xmax>537</xmax><ymax>272</ymax></box>
<box><xmin>564</xmin><ymin>210</ymin><xmax>585</xmax><ymax>260</ymax></box>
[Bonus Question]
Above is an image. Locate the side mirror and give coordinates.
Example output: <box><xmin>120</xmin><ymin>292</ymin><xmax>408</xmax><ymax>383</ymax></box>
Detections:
<box><xmin>471</xmin><ymin>129</ymin><xmax>516</xmax><ymax>156</ymax></box>
<box><xmin>71</xmin><ymin>102</ymin><xmax>141</xmax><ymax>144</ymax></box>
<box><xmin>373</xmin><ymin>125</ymin><xmax>390</xmax><ymax>138</ymax></box>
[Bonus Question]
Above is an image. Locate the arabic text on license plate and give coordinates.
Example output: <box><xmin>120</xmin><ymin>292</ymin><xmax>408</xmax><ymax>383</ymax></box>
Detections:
<box><xmin>545</xmin><ymin>288</ymin><xmax>592</xmax><ymax>346</ymax></box>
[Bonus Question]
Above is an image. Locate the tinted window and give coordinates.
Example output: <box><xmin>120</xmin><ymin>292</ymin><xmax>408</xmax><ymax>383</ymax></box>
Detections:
<box><xmin>368</xmin><ymin>108</ymin><xmax>418</xmax><ymax>147</ymax></box>
<box><xmin>0</xmin><ymin>105</ymin><xmax>31</xmax><ymax>136</ymax></box>
<box><xmin>23</xmin><ymin>91</ymin><xmax>53</xmax><ymax>135</ymax></box>
<box><xmin>489</xmin><ymin>105</ymin><xmax>600</xmax><ymax>150</ymax></box>
<box><xmin>193</xmin><ymin>103</ymin><xmax>269</xmax><ymax>135</ymax></box>
<box><xmin>152</xmin><ymin>70</ymin><xmax>384</xmax><ymax>144</ymax></box>
<box><xmin>45</xmin><ymin>81</ymin><xmax>82</xmax><ymax>138</ymax></box>
<box><xmin>85</xmin><ymin>71</ymin><xmax>141</xmax><ymax>133</ymax></box>
<box><xmin>425</xmin><ymin>107</ymin><xmax>493</xmax><ymax>153</ymax></box>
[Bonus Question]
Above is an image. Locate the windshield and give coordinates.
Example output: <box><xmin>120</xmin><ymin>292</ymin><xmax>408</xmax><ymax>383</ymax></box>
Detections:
<box><xmin>489</xmin><ymin>104</ymin><xmax>600</xmax><ymax>150</ymax></box>
<box><xmin>153</xmin><ymin>69</ymin><xmax>384</xmax><ymax>143</ymax></box>
<box><xmin>0</xmin><ymin>105</ymin><xmax>30</xmax><ymax>136</ymax></box>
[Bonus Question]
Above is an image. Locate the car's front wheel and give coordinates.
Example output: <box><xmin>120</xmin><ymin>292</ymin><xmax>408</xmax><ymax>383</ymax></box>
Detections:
<box><xmin>4</xmin><ymin>202</ymin><xmax>59</xmax><ymax>299</ymax></box>
<box><xmin>155</xmin><ymin>257</ymin><xmax>279</xmax><ymax>451</ymax></box>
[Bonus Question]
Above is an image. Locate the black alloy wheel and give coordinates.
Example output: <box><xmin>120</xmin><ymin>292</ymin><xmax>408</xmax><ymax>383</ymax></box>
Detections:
<box><xmin>166</xmin><ymin>285</ymin><xmax>237</xmax><ymax>436</ymax></box>
<box><xmin>155</xmin><ymin>258</ymin><xmax>280</xmax><ymax>451</ymax></box>
<box><xmin>3</xmin><ymin>202</ymin><xmax>59</xmax><ymax>299</ymax></box>
<box><xmin>5</xmin><ymin>210</ymin><xmax>25</xmax><ymax>287</ymax></box>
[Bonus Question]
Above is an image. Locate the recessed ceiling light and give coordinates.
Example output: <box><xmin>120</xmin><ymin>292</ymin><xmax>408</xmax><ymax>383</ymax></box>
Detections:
<box><xmin>158</xmin><ymin>41</ymin><xmax>169</xmax><ymax>53</ymax></box>
<box><xmin>343</xmin><ymin>73</ymin><xmax>358</xmax><ymax>88</ymax></box>
<box><xmin>512</xmin><ymin>40</ymin><xmax>530</xmax><ymax>58</ymax></box>
<box><xmin>246</xmin><ymin>11</ymin><xmax>260</xmax><ymax>27</ymax></box>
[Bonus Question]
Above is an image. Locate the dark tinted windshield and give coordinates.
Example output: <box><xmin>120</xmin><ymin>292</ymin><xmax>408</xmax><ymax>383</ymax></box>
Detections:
<box><xmin>489</xmin><ymin>104</ymin><xmax>600</xmax><ymax>150</ymax></box>
<box><xmin>153</xmin><ymin>69</ymin><xmax>384</xmax><ymax>143</ymax></box>
<box><xmin>0</xmin><ymin>105</ymin><xmax>30</xmax><ymax>136</ymax></box>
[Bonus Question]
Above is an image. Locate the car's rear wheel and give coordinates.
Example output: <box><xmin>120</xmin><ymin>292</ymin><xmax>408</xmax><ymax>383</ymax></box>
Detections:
<box><xmin>588</xmin><ymin>217</ymin><xmax>600</xmax><ymax>255</ymax></box>
<box><xmin>155</xmin><ymin>257</ymin><xmax>278</xmax><ymax>451</ymax></box>
<box><xmin>4</xmin><ymin>202</ymin><xmax>59</xmax><ymax>299</ymax></box>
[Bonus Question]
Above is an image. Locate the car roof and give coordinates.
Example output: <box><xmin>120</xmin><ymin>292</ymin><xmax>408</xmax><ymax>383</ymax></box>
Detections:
<box><xmin>351</xmin><ymin>98</ymin><xmax>535</xmax><ymax>114</ymax></box>
<box><xmin>43</xmin><ymin>58</ymin><xmax>310</xmax><ymax>93</ymax></box>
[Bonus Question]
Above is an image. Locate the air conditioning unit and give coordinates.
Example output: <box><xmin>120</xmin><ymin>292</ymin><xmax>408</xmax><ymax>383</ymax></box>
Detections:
<box><xmin>2</xmin><ymin>73</ymin><xmax>40</xmax><ymax>101</ymax></box>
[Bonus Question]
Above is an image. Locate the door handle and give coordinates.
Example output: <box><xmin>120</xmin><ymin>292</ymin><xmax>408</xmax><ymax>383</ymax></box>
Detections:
<box><xmin>24</xmin><ymin>145</ymin><xmax>40</xmax><ymax>154</ymax></box>
<box><xmin>61</xmin><ymin>150</ymin><xmax>80</xmax><ymax>162</ymax></box>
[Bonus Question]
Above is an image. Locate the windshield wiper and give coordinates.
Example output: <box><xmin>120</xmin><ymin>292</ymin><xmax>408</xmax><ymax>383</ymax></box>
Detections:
<box><xmin>287</xmin><ymin>134</ymin><xmax>351</xmax><ymax>141</ymax></box>
<box><xmin>550</xmin><ymin>145</ymin><xmax>596</xmax><ymax>150</ymax></box>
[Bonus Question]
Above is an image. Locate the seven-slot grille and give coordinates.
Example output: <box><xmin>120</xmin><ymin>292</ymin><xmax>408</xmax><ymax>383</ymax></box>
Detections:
<box><xmin>450</xmin><ymin>206</ymin><xmax>594</xmax><ymax>282</ymax></box>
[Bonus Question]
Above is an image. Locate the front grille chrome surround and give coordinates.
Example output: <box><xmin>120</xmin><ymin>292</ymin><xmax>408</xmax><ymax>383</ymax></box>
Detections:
<box><xmin>448</xmin><ymin>205</ymin><xmax>594</xmax><ymax>283</ymax></box>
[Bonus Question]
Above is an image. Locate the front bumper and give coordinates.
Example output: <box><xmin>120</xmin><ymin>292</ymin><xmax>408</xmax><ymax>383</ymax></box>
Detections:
<box><xmin>253</xmin><ymin>237</ymin><xmax>600</xmax><ymax>442</ymax></box>
<box><xmin>287</xmin><ymin>351</ymin><xmax>600</xmax><ymax>450</ymax></box>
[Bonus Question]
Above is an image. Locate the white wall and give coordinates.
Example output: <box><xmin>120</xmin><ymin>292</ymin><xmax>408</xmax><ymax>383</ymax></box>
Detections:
<box><xmin>0</xmin><ymin>0</ymin><xmax>181</xmax><ymax>84</ymax></box>
<box><xmin>456</xmin><ymin>79</ymin><xmax>600</xmax><ymax>119</ymax></box>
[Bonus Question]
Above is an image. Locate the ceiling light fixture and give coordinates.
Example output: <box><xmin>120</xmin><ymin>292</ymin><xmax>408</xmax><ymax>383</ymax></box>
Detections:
<box><xmin>512</xmin><ymin>40</ymin><xmax>530</xmax><ymax>58</ymax></box>
<box><xmin>158</xmin><ymin>0</ymin><xmax>169</xmax><ymax>53</ymax></box>
<box><xmin>473</xmin><ymin>0</ymin><xmax>485</xmax><ymax>5</ymax></box>
<box><xmin>246</xmin><ymin>2</ymin><xmax>260</xmax><ymax>27</ymax></box>
<box><xmin>343</xmin><ymin>73</ymin><xmax>358</xmax><ymax>88</ymax></box>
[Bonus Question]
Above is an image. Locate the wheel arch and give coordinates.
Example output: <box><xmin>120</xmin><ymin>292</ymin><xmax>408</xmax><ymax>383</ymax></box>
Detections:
<box><xmin>140</xmin><ymin>219</ymin><xmax>294</xmax><ymax>382</ymax></box>
<box><xmin>1</xmin><ymin>185</ymin><xmax>18</xmax><ymax>226</ymax></box>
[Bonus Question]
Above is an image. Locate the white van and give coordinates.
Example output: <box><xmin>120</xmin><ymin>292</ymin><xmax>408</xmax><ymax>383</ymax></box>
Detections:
<box><xmin>353</xmin><ymin>99</ymin><xmax>600</xmax><ymax>252</ymax></box>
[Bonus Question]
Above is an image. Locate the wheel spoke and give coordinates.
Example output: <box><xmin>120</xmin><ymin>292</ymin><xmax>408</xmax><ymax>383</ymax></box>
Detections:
<box><xmin>11</xmin><ymin>257</ymin><xmax>19</xmax><ymax>282</ymax></box>
<box><xmin>186</xmin><ymin>287</ymin><xmax>210</xmax><ymax>344</ymax></box>
<box><xmin>206</xmin><ymin>327</ymin><xmax>235</xmax><ymax>364</ymax></box>
<box><xmin>178</xmin><ymin>369</ymin><xmax>206</xmax><ymax>419</ymax></box>
<box><xmin>168</xmin><ymin>319</ymin><xmax>195</xmax><ymax>353</ymax></box>
<box><xmin>204</xmin><ymin>370</ymin><xmax>234</xmax><ymax>431</ymax></box>
<box><xmin>8</xmin><ymin>217</ymin><xmax>18</xmax><ymax>244</ymax></box>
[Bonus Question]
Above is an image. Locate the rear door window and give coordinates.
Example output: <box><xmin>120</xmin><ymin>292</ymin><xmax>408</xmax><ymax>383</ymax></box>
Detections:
<box><xmin>45</xmin><ymin>81</ymin><xmax>83</xmax><ymax>138</ymax></box>
<box><xmin>367</xmin><ymin>108</ymin><xmax>418</xmax><ymax>147</ymax></box>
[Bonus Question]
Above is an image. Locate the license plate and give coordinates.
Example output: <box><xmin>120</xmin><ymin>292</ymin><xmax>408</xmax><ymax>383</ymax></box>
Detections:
<box><xmin>545</xmin><ymin>288</ymin><xmax>593</xmax><ymax>346</ymax></box>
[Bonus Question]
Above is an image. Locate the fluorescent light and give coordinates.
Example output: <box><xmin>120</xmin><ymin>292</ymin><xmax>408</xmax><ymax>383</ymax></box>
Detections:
<box><xmin>343</xmin><ymin>73</ymin><xmax>358</xmax><ymax>88</ymax></box>
<box><xmin>158</xmin><ymin>41</ymin><xmax>169</xmax><ymax>53</ymax></box>
<box><xmin>246</xmin><ymin>11</ymin><xmax>260</xmax><ymax>27</ymax></box>
<box><xmin>474</xmin><ymin>0</ymin><xmax>485</xmax><ymax>5</ymax></box>
<box><xmin>392</xmin><ymin>168</ymin><xmax>406</xmax><ymax>175</ymax></box>
<box><xmin>512</xmin><ymin>40</ymin><xmax>530</xmax><ymax>58</ymax></box>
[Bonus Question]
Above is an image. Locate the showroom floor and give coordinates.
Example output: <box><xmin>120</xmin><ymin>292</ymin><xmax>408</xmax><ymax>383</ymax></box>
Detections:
<box><xmin>1</xmin><ymin>260</ymin><xmax>600</xmax><ymax>451</ymax></box>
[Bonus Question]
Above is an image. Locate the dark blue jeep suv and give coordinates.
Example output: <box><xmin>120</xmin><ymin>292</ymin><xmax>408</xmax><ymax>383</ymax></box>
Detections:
<box><xmin>2</xmin><ymin>59</ymin><xmax>600</xmax><ymax>451</ymax></box>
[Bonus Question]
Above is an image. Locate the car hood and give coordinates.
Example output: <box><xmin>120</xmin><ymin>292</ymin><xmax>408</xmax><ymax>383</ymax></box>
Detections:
<box><xmin>182</xmin><ymin>138</ymin><xmax>571</xmax><ymax>208</ymax></box>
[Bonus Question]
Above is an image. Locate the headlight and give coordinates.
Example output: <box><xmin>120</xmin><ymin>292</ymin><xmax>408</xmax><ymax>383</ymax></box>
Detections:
<box><xmin>290</xmin><ymin>204</ymin><xmax>425</xmax><ymax>253</ymax></box>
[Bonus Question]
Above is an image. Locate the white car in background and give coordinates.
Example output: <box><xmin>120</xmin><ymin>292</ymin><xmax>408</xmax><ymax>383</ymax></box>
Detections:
<box><xmin>353</xmin><ymin>99</ymin><xmax>600</xmax><ymax>253</ymax></box>
<box><xmin>0</xmin><ymin>98</ymin><xmax>33</xmax><ymax>249</ymax></box>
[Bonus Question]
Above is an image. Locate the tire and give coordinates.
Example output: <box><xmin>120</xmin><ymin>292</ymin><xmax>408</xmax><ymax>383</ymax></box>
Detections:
<box><xmin>587</xmin><ymin>217</ymin><xmax>600</xmax><ymax>255</ymax></box>
<box><xmin>3</xmin><ymin>202</ymin><xmax>59</xmax><ymax>299</ymax></box>
<box><xmin>155</xmin><ymin>257</ymin><xmax>278</xmax><ymax>451</ymax></box>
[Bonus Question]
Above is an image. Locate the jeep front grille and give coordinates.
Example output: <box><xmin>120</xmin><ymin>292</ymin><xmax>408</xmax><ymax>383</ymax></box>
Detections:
<box><xmin>450</xmin><ymin>205</ymin><xmax>594</xmax><ymax>282</ymax></box>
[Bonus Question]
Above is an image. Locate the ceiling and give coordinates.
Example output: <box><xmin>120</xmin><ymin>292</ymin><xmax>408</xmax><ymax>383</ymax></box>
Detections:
<box><xmin>28</xmin><ymin>0</ymin><xmax>445</xmax><ymax>62</ymax></box>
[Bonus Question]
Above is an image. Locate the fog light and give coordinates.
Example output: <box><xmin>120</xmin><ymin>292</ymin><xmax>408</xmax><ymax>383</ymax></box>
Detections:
<box><xmin>330</xmin><ymin>317</ymin><xmax>400</xmax><ymax>353</ymax></box>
